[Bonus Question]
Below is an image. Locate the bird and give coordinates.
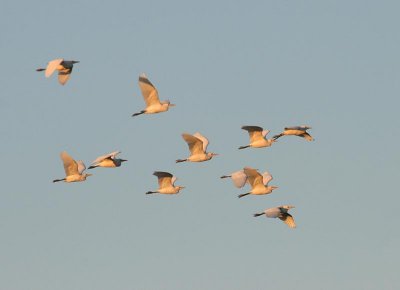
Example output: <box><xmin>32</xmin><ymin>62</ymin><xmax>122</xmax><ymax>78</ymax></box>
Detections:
<box><xmin>36</xmin><ymin>58</ymin><xmax>79</xmax><ymax>85</ymax></box>
<box><xmin>176</xmin><ymin>132</ymin><xmax>218</xmax><ymax>163</ymax></box>
<box><xmin>273</xmin><ymin>126</ymin><xmax>314</xmax><ymax>141</ymax></box>
<box><xmin>238</xmin><ymin>167</ymin><xmax>278</xmax><ymax>198</ymax></box>
<box><xmin>238</xmin><ymin>125</ymin><xmax>275</xmax><ymax>149</ymax></box>
<box><xmin>132</xmin><ymin>73</ymin><xmax>175</xmax><ymax>117</ymax></box>
<box><xmin>53</xmin><ymin>151</ymin><xmax>92</xmax><ymax>183</ymax></box>
<box><xmin>220</xmin><ymin>170</ymin><xmax>248</xmax><ymax>188</ymax></box>
<box><xmin>146</xmin><ymin>171</ymin><xmax>185</xmax><ymax>195</ymax></box>
<box><xmin>254</xmin><ymin>205</ymin><xmax>296</xmax><ymax>228</ymax></box>
<box><xmin>88</xmin><ymin>151</ymin><xmax>127</xmax><ymax>169</ymax></box>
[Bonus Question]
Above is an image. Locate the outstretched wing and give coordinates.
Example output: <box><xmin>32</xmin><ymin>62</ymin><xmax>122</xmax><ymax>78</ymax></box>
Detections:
<box><xmin>45</xmin><ymin>58</ymin><xmax>63</xmax><ymax>77</ymax></box>
<box><xmin>77</xmin><ymin>160</ymin><xmax>86</xmax><ymax>174</ymax></box>
<box><xmin>262</xmin><ymin>171</ymin><xmax>273</xmax><ymax>186</ymax></box>
<box><xmin>91</xmin><ymin>151</ymin><xmax>120</xmax><ymax>165</ymax></box>
<box><xmin>230</xmin><ymin>170</ymin><xmax>247</xmax><ymax>188</ymax></box>
<box><xmin>242</xmin><ymin>126</ymin><xmax>264</xmax><ymax>142</ymax></box>
<box><xmin>139</xmin><ymin>73</ymin><xmax>160</xmax><ymax>107</ymax></box>
<box><xmin>279</xmin><ymin>213</ymin><xmax>296</xmax><ymax>228</ymax></box>
<box><xmin>182</xmin><ymin>133</ymin><xmax>204</xmax><ymax>155</ymax></box>
<box><xmin>60</xmin><ymin>151</ymin><xmax>79</xmax><ymax>176</ymax></box>
<box><xmin>58</xmin><ymin>67</ymin><xmax>72</xmax><ymax>85</ymax></box>
<box><xmin>153</xmin><ymin>171</ymin><xmax>173</xmax><ymax>188</ymax></box>
<box><xmin>243</xmin><ymin>167</ymin><xmax>263</xmax><ymax>188</ymax></box>
<box><xmin>193</xmin><ymin>132</ymin><xmax>209</xmax><ymax>152</ymax></box>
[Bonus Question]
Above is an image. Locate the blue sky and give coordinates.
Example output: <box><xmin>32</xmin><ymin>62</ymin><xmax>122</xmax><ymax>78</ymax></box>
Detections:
<box><xmin>1</xmin><ymin>1</ymin><xmax>399</xmax><ymax>289</ymax></box>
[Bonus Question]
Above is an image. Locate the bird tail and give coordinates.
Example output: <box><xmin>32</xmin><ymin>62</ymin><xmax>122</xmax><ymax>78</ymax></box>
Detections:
<box><xmin>273</xmin><ymin>133</ymin><xmax>283</xmax><ymax>140</ymax></box>
<box><xmin>238</xmin><ymin>145</ymin><xmax>250</xmax><ymax>150</ymax></box>
<box><xmin>253</xmin><ymin>213</ymin><xmax>264</xmax><ymax>217</ymax></box>
<box><xmin>238</xmin><ymin>193</ymin><xmax>251</xmax><ymax>198</ymax></box>
<box><xmin>53</xmin><ymin>178</ymin><xmax>65</xmax><ymax>183</ymax></box>
<box><xmin>176</xmin><ymin>159</ymin><xmax>187</xmax><ymax>163</ymax></box>
<box><xmin>132</xmin><ymin>110</ymin><xmax>145</xmax><ymax>117</ymax></box>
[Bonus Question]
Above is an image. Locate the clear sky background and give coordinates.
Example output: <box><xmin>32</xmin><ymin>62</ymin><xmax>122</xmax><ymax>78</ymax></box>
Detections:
<box><xmin>1</xmin><ymin>0</ymin><xmax>399</xmax><ymax>289</ymax></box>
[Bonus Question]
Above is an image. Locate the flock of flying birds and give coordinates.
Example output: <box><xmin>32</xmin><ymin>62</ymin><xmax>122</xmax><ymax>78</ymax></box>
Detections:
<box><xmin>38</xmin><ymin>58</ymin><xmax>314</xmax><ymax>229</ymax></box>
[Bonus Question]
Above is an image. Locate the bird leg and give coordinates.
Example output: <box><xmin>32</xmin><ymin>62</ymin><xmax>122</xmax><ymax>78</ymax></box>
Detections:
<box><xmin>53</xmin><ymin>178</ymin><xmax>66</xmax><ymax>183</ymax></box>
<box><xmin>132</xmin><ymin>110</ymin><xmax>145</xmax><ymax>117</ymax></box>
<box><xmin>175</xmin><ymin>158</ymin><xmax>187</xmax><ymax>163</ymax></box>
<box><xmin>238</xmin><ymin>145</ymin><xmax>250</xmax><ymax>150</ymax></box>
<box><xmin>238</xmin><ymin>193</ymin><xmax>251</xmax><ymax>198</ymax></box>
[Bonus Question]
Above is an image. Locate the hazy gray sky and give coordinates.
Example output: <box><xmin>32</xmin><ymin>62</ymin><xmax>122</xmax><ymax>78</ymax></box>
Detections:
<box><xmin>1</xmin><ymin>1</ymin><xmax>399</xmax><ymax>289</ymax></box>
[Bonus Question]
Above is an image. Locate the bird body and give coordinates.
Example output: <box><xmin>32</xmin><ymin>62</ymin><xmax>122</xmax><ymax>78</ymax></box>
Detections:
<box><xmin>53</xmin><ymin>151</ymin><xmax>92</xmax><ymax>183</ymax></box>
<box><xmin>238</xmin><ymin>167</ymin><xmax>277</xmax><ymax>198</ymax></box>
<box><xmin>220</xmin><ymin>170</ymin><xmax>248</xmax><ymax>188</ymax></box>
<box><xmin>37</xmin><ymin>59</ymin><xmax>79</xmax><ymax>85</ymax></box>
<box><xmin>239</xmin><ymin>126</ymin><xmax>275</xmax><ymax>149</ymax></box>
<box><xmin>132</xmin><ymin>74</ymin><xmax>175</xmax><ymax>117</ymax></box>
<box><xmin>254</xmin><ymin>205</ymin><xmax>296</xmax><ymax>228</ymax></box>
<box><xmin>88</xmin><ymin>151</ymin><xmax>127</xmax><ymax>169</ymax></box>
<box><xmin>176</xmin><ymin>132</ymin><xmax>218</xmax><ymax>163</ymax></box>
<box><xmin>146</xmin><ymin>171</ymin><xmax>184</xmax><ymax>195</ymax></box>
<box><xmin>273</xmin><ymin>126</ymin><xmax>313</xmax><ymax>141</ymax></box>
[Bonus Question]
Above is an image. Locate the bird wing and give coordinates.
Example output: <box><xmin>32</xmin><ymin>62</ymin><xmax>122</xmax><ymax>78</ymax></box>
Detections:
<box><xmin>279</xmin><ymin>213</ymin><xmax>296</xmax><ymax>228</ymax></box>
<box><xmin>138</xmin><ymin>74</ymin><xmax>160</xmax><ymax>107</ymax></box>
<box><xmin>262</xmin><ymin>130</ymin><xmax>270</xmax><ymax>137</ymax></box>
<box><xmin>171</xmin><ymin>176</ymin><xmax>177</xmax><ymax>186</ymax></box>
<box><xmin>262</xmin><ymin>171</ymin><xmax>273</xmax><ymax>186</ymax></box>
<box><xmin>45</xmin><ymin>58</ymin><xmax>63</xmax><ymax>77</ymax></box>
<box><xmin>153</xmin><ymin>171</ymin><xmax>173</xmax><ymax>188</ymax></box>
<box><xmin>230</xmin><ymin>170</ymin><xmax>247</xmax><ymax>188</ymax></box>
<box><xmin>193</xmin><ymin>132</ymin><xmax>209</xmax><ymax>152</ymax></box>
<box><xmin>284</xmin><ymin>126</ymin><xmax>310</xmax><ymax>131</ymax></box>
<box><xmin>300</xmin><ymin>133</ymin><xmax>314</xmax><ymax>141</ymax></box>
<box><xmin>77</xmin><ymin>160</ymin><xmax>86</xmax><ymax>174</ymax></box>
<box><xmin>91</xmin><ymin>151</ymin><xmax>120</xmax><ymax>165</ymax></box>
<box><xmin>242</xmin><ymin>126</ymin><xmax>263</xmax><ymax>142</ymax></box>
<box><xmin>182</xmin><ymin>133</ymin><xmax>204</xmax><ymax>155</ymax></box>
<box><xmin>58</xmin><ymin>68</ymin><xmax>72</xmax><ymax>85</ymax></box>
<box><xmin>243</xmin><ymin>167</ymin><xmax>263</xmax><ymax>188</ymax></box>
<box><xmin>60</xmin><ymin>151</ymin><xmax>79</xmax><ymax>176</ymax></box>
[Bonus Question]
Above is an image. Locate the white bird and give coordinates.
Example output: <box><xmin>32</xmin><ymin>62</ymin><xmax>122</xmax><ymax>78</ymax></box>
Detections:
<box><xmin>238</xmin><ymin>167</ymin><xmax>278</xmax><ymax>198</ymax></box>
<box><xmin>37</xmin><ymin>58</ymin><xmax>79</xmax><ymax>85</ymax></box>
<box><xmin>132</xmin><ymin>73</ymin><xmax>175</xmax><ymax>117</ymax></box>
<box><xmin>176</xmin><ymin>132</ymin><xmax>218</xmax><ymax>163</ymax></box>
<box><xmin>146</xmin><ymin>171</ymin><xmax>185</xmax><ymax>195</ymax></box>
<box><xmin>273</xmin><ymin>126</ymin><xmax>314</xmax><ymax>141</ymax></box>
<box><xmin>238</xmin><ymin>126</ymin><xmax>276</xmax><ymax>149</ymax></box>
<box><xmin>53</xmin><ymin>151</ymin><xmax>92</xmax><ymax>183</ymax></box>
<box><xmin>88</xmin><ymin>151</ymin><xmax>127</xmax><ymax>169</ymax></box>
<box><xmin>220</xmin><ymin>170</ymin><xmax>248</xmax><ymax>188</ymax></box>
<box><xmin>254</xmin><ymin>205</ymin><xmax>296</xmax><ymax>228</ymax></box>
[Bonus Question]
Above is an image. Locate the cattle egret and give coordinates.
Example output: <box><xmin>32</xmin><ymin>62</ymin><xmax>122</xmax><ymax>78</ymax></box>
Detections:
<box><xmin>36</xmin><ymin>58</ymin><xmax>79</xmax><ymax>85</ymax></box>
<box><xmin>132</xmin><ymin>73</ymin><xmax>175</xmax><ymax>117</ymax></box>
<box><xmin>254</xmin><ymin>205</ymin><xmax>296</xmax><ymax>228</ymax></box>
<box><xmin>146</xmin><ymin>171</ymin><xmax>185</xmax><ymax>195</ymax></box>
<box><xmin>53</xmin><ymin>151</ymin><xmax>92</xmax><ymax>183</ymax></box>
<box><xmin>238</xmin><ymin>126</ymin><xmax>275</xmax><ymax>149</ymax></box>
<box><xmin>88</xmin><ymin>151</ymin><xmax>127</xmax><ymax>169</ymax></box>
<box><xmin>273</xmin><ymin>126</ymin><xmax>314</xmax><ymax>141</ymax></box>
<box><xmin>238</xmin><ymin>167</ymin><xmax>277</xmax><ymax>198</ymax></box>
<box><xmin>220</xmin><ymin>170</ymin><xmax>248</xmax><ymax>188</ymax></box>
<box><xmin>176</xmin><ymin>132</ymin><xmax>218</xmax><ymax>163</ymax></box>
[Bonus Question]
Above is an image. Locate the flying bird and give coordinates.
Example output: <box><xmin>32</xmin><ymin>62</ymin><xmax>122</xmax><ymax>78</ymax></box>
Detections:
<box><xmin>88</xmin><ymin>151</ymin><xmax>127</xmax><ymax>169</ymax></box>
<box><xmin>132</xmin><ymin>73</ymin><xmax>175</xmax><ymax>117</ymax></box>
<box><xmin>146</xmin><ymin>171</ymin><xmax>185</xmax><ymax>195</ymax></box>
<box><xmin>238</xmin><ymin>167</ymin><xmax>278</xmax><ymax>198</ymax></box>
<box><xmin>238</xmin><ymin>125</ymin><xmax>275</xmax><ymax>149</ymax></box>
<box><xmin>254</xmin><ymin>205</ymin><xmax>296</xmax><ymax>228</ymax></box>
<box><xmin>220</xmin><ymin>170</ymin><xmax>248</xmax><ymax>188</ymax></box>
<box><xmin>176</xmin><ymin>132</ymin><xmax>218</xmax><ymax>163</ymax></box>
<box><xmin>53</xmin><ymin>151</ymin><xmax>92</xmax><ymax>183</ymax></box>
<box><xmin>37</xmin><ymin>58</ymin><xmax>79</xmax><ymax>85</ymax></box>
<box><xmin>273</xmin><ymin>126</ymin><xmax>314</xmax><ymax>141</ymax></box>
